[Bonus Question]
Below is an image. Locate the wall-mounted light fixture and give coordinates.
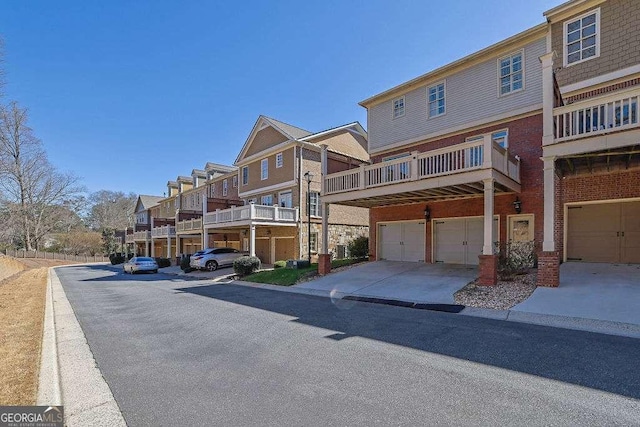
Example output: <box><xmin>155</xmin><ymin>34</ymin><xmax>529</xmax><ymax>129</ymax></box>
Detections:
<box><xmin>424</xmin><ymin>206</ymin><xmax>431</xmax><ymax>221</ymax></box>
<box><xmin>513</xmin><ymin>197</ymin><xmax>522</xmax><ymax>214</ymax></box>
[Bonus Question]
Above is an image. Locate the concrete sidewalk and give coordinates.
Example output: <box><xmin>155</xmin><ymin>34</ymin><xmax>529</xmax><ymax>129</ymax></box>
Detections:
<box><xmin>38</xmin><ymin>267</ymin><xmax>126</xmax><ymax>426</ymax></box>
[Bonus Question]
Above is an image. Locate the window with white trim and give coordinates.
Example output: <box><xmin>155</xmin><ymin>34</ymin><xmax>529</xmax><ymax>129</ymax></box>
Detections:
<box><xmin>261</xmin><ymin>159</ymin><xmax>268</xmax><ymax>180</ymax></box>
<box><xmin>309</xmin><ymin>192</ymin><xmax>320</xmax><ymax>217</ymax></box>
<box><xmin>232</xmin><ymin>175</ymin><xmax>238</xmax><ymax>188</ymax></box>
<box><xmin>223</xmin><ymin>179</ymin><xmax>228</xmax><ymax>196</ymax></box>
<box><xmin>565</xmin><ymin>9</ymin><xmax>599</xmax><ymax>66</ymax></box>
<box><xmin>309</xmin><ymin>232</ymin><xmax>318</xmax><ymax>253</ymax></box>
<box><xmin>276</xmin><ymin>152</ymin><xmax>283</xmax><ymax>168</ymax></box>
<box><xmin>393</xmin><ymin>96</ymin><xmax>405</xmax><ymax>119</ymax></box>
<box><xmin>428</xmin><ymin>82</ymin><xmax>445</xmax><ymax>117</ymax></box>
<box><xmin>499</xmin><ymin>51</ymin><xmax>523</xmax><ymax>95</ymax></box>
<box><xmin>279</xmin><ymin>191</ymin><xmax>292</xmax><ymax>208</ymax></box>
<box><xmin>261</xmin><ymin>194</ymin><xmax>273</xmax><ymax>205</ymax></box>
<box><xmin>209</xmin><ymin>183</ymin><xmax>215</xmax><ymax>197</ymax></box>
<box><xmin>242</xmin><ymin>167</ymin><xmax>248</xmax><ymax>185</ymax></box>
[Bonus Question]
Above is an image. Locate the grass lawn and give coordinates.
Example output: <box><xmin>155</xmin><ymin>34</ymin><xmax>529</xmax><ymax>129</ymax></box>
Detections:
<box><xmin>242</xmin><ymin>258</ymin><xmax>367</xmax><ymax>286</ymax></box>
<box><xmin>0</xmin><ymin>257</ymin><xmax>81</xmax><ymax>405</ymax></box>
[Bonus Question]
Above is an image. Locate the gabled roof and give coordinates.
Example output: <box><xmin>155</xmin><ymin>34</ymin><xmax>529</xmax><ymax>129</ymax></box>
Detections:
<box><xmin>302</xmin><ymin>122</ymin><xmax>369</xmax><ymax>162</ymax></box>
<box><xmin>204</xmin><ymin>162</ymin><xmax>237</xmax><ymax>173</ymax></box>
<box><xmin>135</xmin><ymin>195</ymin><xmax>164</xmax><ymax>212</ymax></box>
<box><xmin>167</xmin><ymin>180</ymin><xmax>179</xmax><ymax>188</ymax></box>
<box><xmin>235</xmin><ymin>115</ymin><xmax>312</xmax><ymax>164</ymax></box>
<box><xmin>177</xmin><ymin>176</ymin><xmax>192</xmax><ymax>183</ymax></box>
<box><xmin>191</xmin><ymin>169</ymin><xmax>207</xmax><ymax>177</ymax></box>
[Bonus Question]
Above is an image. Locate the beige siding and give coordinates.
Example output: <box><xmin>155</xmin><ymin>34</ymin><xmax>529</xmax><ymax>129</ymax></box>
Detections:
<box><xmin>310</xmin><ymin>130</ymin><xmax>368</xmax><ymax>161</ymax></box>
<box><xmin>553</xmin><ymin>0</ymin><xmax>640</xmax><ymax>88</ymax></box>
<box><xmin>240</xmin><ymin>147</ymin><xmax>295</xmax><ymax>193</ymax></box>
<box><xmin>245</xmin><ymin>126</ymin><xmax>289</xmax><ymax>158</ymax></box>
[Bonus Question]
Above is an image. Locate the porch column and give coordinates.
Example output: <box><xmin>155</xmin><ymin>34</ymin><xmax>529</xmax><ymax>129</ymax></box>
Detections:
<box><xmin>150</xmin><ymin>239</ymin><xmax>155</xmax><ymax>257</ymax></box>
<box><xmin>202</xmin><ymin>193</ymin><xmax>207</xmax><ymax>249</ymax></box>
<box><xmin>540</xmin><ymin>52</ymin><xmax>556</xmax><ymax>148</ymax></box>
<box><xmin>318</xmin><ymin>144</ymin><xmax>331</xmax><ymax>275</ymax></box>
<box><xmin>478</xmin><ymin>178</ymin><xmax>497</xmax><ymax>286</ymax></box>
<box><xmin>538</xmin><ymin>156</ymin><xmax>560</xmax><ymax>287</ymax></box>
<box><xmin>249</xmin><ymin>224</ymin><xmax>256</xmax><ymax>257</ymax></box>
<box><xmin>176</xmin><ymin>235</ymin><xmax>181</xmax><ymax>259</ymax></box>
<box><xmin>166</xmin><ymin>236</ymin><xmax>171</xmax><ymax>259</ymax></box>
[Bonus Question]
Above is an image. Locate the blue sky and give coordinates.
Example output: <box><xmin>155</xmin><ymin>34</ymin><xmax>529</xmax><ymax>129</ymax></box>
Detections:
<box><xmin>1</xmin><ymin>1</ymin><xmax>560</xmax><ymax>197</ymax></box>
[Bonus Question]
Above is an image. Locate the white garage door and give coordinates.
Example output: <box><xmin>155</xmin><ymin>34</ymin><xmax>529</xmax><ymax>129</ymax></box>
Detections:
<box><xmin>567</xmin><ymin>201</ymin><xmax>640</xmax><ymax>263</ymax></box>
<box><xmin>378</xmin><ymin>221</ymin><xmax>425</xmax><ymax>262</ymax></box>
<box><xmin>434</xmin><ymin>217</ymin><xmax>498</xmax><ymax>265</ymax></box>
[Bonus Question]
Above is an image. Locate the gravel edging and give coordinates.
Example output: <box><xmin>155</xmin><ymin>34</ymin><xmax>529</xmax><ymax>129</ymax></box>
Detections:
<box><xmin>454</xmin><ymin>270</ymin><xmax>538</xmax><ymax>310</ymax></box>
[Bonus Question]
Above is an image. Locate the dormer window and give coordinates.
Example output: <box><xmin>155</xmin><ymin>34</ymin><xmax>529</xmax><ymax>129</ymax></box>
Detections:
<box><xmin>393</xmin><ymin>96</ymin><xmax>405</xmax><ymax>119</ymax></box>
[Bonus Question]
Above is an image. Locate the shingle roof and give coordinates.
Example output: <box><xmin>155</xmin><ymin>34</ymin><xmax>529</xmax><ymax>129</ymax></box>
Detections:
<box><xmin>264</xmin><ymin>116</ymin><xmax>313</xmax><ymax>140</ymax></box>
<box><xmin>138</xmin><ymin>195</ymin><xmax>164</xmax><ymax>210</ymax></box>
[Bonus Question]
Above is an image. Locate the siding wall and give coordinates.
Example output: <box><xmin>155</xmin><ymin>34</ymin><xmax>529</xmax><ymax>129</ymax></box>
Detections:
<box><xmin>368</xmin><ymin>37</ymin><xmax>546</xmax><ymax>153</ymax></box>
<box><xmin>552</xmin><ymin>0</ymin><xmax>640</xmax><ymax>88</ymax></box>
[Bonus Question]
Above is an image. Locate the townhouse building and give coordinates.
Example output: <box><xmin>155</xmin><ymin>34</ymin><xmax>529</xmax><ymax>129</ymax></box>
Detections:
<box><xmin>126</xmin><ymin>195</ymin><xmax>164</xmax><ymax>255</ymax></box>
<box><xmin>320</xmin><ymin>0</ymin><xmax>639</xmax><ymax>286</ymax></box>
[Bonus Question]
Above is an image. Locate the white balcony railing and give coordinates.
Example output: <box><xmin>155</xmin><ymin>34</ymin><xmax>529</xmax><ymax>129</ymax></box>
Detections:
<box><xmin>553</xmin><ymin>86</ymin><xmax>640</xmax><ymax>143</ymax></box>
<box><xmin>133</xmin><ymin>231</ymin><xmax>150</xmax><ymax>241</ymax></box>
<box><xmin>203</xmin><ymin>204</ymin><xmax>299</xmax><ymax>226</ymax></box>
<box><xmin>176</xmin><ymin>218</ymin><xmax>202</xmax><ymax>232</ymax></box>
<box><xmin>324</xmin><ymin>138</ymin><xmax>520</xmax><ymax>195</ymax></box>
<box><xmin>151</xmin><ymin>225</ymin><xmax>176</xmax><ymax>238</ymax></box>
<box><xmin>125</xmin><ymin>234</ymin><xmax>134</xmax><ymax>244</ymax></box>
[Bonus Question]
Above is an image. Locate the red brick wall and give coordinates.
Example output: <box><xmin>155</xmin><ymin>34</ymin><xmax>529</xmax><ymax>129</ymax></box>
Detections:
<box><xmin>369</xmin><ymin>114</ymin><xmax>544</xmax><ymax>261</ymax></box>
<box><xmin>556</xmin><ymin>168</ymin><xmax>640</xmax><ymax>259</ymax></box>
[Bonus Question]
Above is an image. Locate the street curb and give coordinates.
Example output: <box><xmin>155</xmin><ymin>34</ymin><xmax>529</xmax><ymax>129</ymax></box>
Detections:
<box><xmin>224</xmin><ymin>279</ymin><xmax>640</xmax><ymax>339</ymax></box>
<box><xmin>37</xmin><ymin>268</ymin><xmax>62</xmax><ymax>406</ymax></box>
<box><xmin>44</xmin><ymin>267</ymin><xmax>127</xmax><ymax>426</ymax></box>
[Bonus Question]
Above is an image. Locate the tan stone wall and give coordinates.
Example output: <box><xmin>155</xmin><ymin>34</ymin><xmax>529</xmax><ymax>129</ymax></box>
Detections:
<box><xmin>552</xmin><ymin>0</ymin><xmax>640</xmax><ymax>87</ymax></box>
<box><xmin>240</xmin><ymin>147</ymin><xmax>296</xmax><ymax>193</ymax></box>
<box><xmin>298</xmin><ymin>222</ymin><xmax>369</xmax><ymax>261</ymax></box>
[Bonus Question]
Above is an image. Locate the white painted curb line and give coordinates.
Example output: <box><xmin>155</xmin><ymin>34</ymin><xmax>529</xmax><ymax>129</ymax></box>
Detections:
<box><xmin>37</xmin><ymin>268</ymin><xmax>62</xmax><ymax>406</ymax></box>
<box><xmin>40</xmin><ymin>267</ymin><xmax>127</xmax><ymax>426</ymax></box>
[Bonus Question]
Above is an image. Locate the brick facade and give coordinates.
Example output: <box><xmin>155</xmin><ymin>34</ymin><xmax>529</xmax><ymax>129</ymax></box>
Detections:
<box><xmin>369</xmin><ymin>114</ymin><xmax>544</xmax><ymax>263</ymax></box>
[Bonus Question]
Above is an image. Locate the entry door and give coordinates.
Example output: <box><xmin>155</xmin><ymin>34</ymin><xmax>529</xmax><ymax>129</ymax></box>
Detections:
<box><xmin>568</xmin><ymin>201</ymin><xmax>640</xmax><ymax>263</ymax></box>
<box><xmin>378</xmin><ymin>221</ymin><xmax>425</xmax><ymax>262</ymax></box>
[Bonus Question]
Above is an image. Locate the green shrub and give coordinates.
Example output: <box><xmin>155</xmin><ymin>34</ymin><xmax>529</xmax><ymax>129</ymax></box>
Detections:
<box><xmin>109</xmin><ymin>254</ymin><xmax>125</xmax><ymax>265</ymax></box>
<box><xmin>155</xmin><ymin>257</ymin><xmax>171</xmax><ymax>268</ymax></box>
<box><xmin>274</xmin><ymin>260</ymin><xmax>287</xmax><ymax>269</ymax></box>
<box><xmin>180</xmin><ymin>255</ymin><xmax>192</xmax><ymax>272</ymax></box>
<box><xmin>494</xmin><ymin>241</ymin><xmax>536</xmax><ymax>279</ymax></box>
<box><xmin>348</xmin><ymin>236</ymin><xmax>369</xmax><ymax>259</ymax></box>
<box><xmin>233</xmin><ymin>256</ymin><xmax>261</xmax><ymax>276</ymax></box>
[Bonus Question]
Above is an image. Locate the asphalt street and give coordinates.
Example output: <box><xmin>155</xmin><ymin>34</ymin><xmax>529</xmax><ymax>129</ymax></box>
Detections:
<box><xmin>56</xmin><ymin>264</ymin><xmax>640</xmax><ymax>426</ymax></box>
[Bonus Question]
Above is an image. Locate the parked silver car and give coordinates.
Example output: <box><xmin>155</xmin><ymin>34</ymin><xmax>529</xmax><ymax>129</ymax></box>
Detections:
<box><xmin>190</xmin><ymin>247</ymin><xmax>247</xmax><ymax>271</ymax></box>
<box><xmin>123</xmin><ymin>257</ymin><xmax>158</xmax><ymax>274</ymax></box>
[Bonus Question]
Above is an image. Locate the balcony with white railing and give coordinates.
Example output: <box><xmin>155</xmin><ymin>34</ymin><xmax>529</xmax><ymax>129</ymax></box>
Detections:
<box><xmin>125</xmin><ymin>234</ymin><xmax>134</xmax><ymax>244</ymax></box>
<box><xmin>133</xmin><ymin>231</ymin><xmax>151</xmax><ymax>241</ymax></box>
<box><xmin>176</xmin><ymin>218</ymin><xmax>202</xmax><ymax>233</ymax></box>
<box><xmin>151</xmin><ymin>225</ymin><xmax>176</xmax><ymax>238</ymax></box>
<box><xmin>324</xmin><ymin>137</ymin><xmax>520</xmax><ymax>197</ymax></box>
<box><xmin>203</xmin><ymin>204</ymin><xmax>299</xmax><ymax>227</ymax></box>
<box><xmin>552</xmin><ymin>86</ymin><xmax>640</xmax><ymax>144</ymax></box>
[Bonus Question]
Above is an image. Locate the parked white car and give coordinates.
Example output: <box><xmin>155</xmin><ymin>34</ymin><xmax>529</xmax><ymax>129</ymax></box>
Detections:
<box><xmin>123</xmin><ymin>257</ymin><xmax>158</xmax><ymax>274</ymax></box>
<box><xmin>190</xmin><ymin>248</ymin><xmax>247</xmax><ymax>271</ymax></box>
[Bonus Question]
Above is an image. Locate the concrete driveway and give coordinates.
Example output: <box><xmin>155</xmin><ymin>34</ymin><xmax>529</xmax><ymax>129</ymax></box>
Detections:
<box><xmin>295</xmin><ymin>261</ymin><xmax>477</xmax><ymax>303</ymax></box>
<box><xmin>513</xmin><ymin>263</ymin><xmax>640</xmax><ymax>325</ymax></box>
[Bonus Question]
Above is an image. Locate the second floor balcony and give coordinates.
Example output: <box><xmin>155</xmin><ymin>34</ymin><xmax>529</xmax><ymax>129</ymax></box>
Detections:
<box><xmin>552</xmin><ymin>86</ymin><xmax>639</xmax><ymax>144</ymax></box>
<box><xmin>203</xmin><ymin>204</ymin><xmax>299</xmax><ymax>228</ymax></box>
<box><xmin>176</xmin><ymin>218</ymin><xmax>202</xmax><ymax>233</ymax></box>
<box><xmin>151</xmin><ymin>225</ymin><xmax>176</xmax><ymax>238</ymax></box>
<box><xmin>323</xmin><ymin>136</ymin><xmax>520</xmax><ymax>206</ymax></box>
<box><xmin>132</xmin><ymin>231</ymin><xmax>151</xmax><ymax>241</ymax></box>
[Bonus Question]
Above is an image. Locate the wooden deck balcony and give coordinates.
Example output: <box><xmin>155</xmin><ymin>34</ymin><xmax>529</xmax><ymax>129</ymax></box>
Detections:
<box><xmin>151</xmin><ymin>225</ymin><xmax>176</xmax><ymax>238</ymax></box>
<box><xmin>176</xmin><ymin>218</ymin><xmax>202</xmax><ymax>233</ymax></box>
<box><xmin>552</xmin><ymin>86</ymin><xmax>639</xmax><ymax>144</ymax></box>
<box><xmin>323</xmin><ymin>136</ymin><xmax>520</xmax><ymax>207</ymax></box>
<box><xmin>203</xmin><ymin>204</ymin><xmax>298</xmax><ymax>228</ymax></box>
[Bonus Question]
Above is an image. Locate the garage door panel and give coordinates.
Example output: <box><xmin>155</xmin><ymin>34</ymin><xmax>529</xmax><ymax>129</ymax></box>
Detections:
<box><xmin>622</xmin><ymin>202</ymin><xmax>640</xmax><ymax>263</ymax></box>
<box><xmin>274</xmin><ymin>238</ymin><xmax>294</xmax><ymax>262</ymax></box>
<box><xmin>435</xmin><ymin>219</ymin><xmax>465</xmax><ymax>264</ymax></box>
<box><xmin>255</xmin><ymin>239</ymin><xmax>270</xmax><ymax>264</ymax></box>
<box><xmin>379</xmin><ymin>223</ymin><xmax>402</xmax><ymax>261</ymax></box>
<box><xmin>402</xmin><ymin>221</ymin><xmax>425</xmax><ymax>262</ymax></box>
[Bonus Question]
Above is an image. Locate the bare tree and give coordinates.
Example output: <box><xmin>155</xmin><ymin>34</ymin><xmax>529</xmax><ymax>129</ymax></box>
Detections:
<box><xmin>0</xmin><ymin>102</ymin><xmax>83</xmax><ymax>250</ymax></box>
<box><xmin>86</xmin><ymin>190</ymin><xmax>137</xmax><ymax>231</ymax></box>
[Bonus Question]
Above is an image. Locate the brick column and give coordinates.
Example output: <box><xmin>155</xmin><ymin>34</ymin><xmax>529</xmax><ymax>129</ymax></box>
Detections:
<box><xmin>478</xmin><ymin>254</ymin><xmax>498</xmax><ymax>286</ymax></box>
<box><xmin>318</xmin><ymin>254</ymin><xmax>331</xmax><ymax>275</ymax></box>
<box><xmin>537</xmin><ymin>251</ymin><xmax>560</xmax><ymax>287</ymax></box>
